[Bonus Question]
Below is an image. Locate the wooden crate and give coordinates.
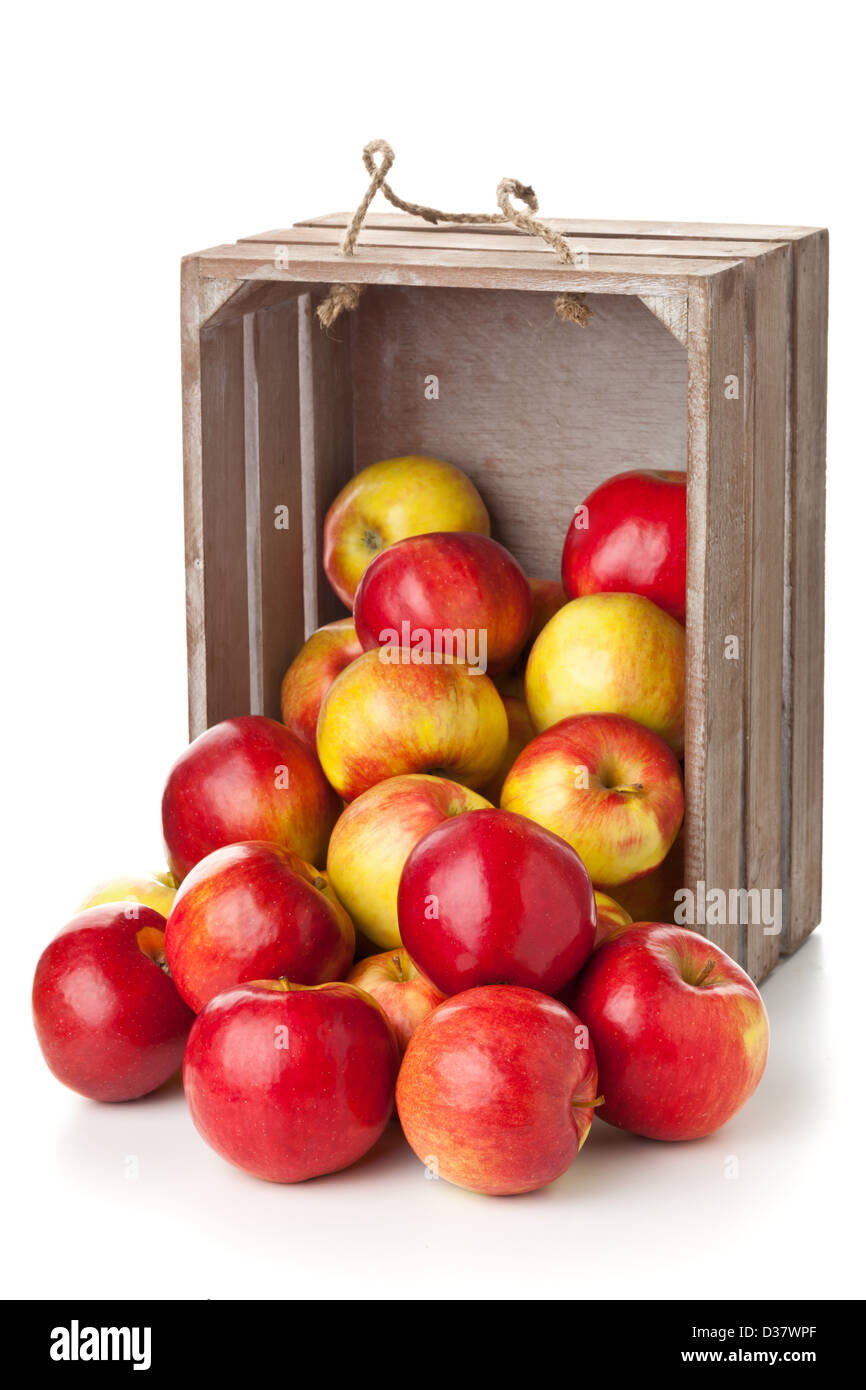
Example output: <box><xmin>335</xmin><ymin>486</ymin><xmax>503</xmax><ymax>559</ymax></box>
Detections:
<box><xmin>180</xmin><ymin>213</ymin><xmax>828</xmax><ymax>983</ymax></box>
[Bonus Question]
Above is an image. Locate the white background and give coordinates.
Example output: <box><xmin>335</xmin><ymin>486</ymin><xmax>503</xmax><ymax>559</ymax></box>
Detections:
<box><xmin>2</xmin><ymin>2</ymin><xmax>862</xmax><ymax>1301</ymax></box>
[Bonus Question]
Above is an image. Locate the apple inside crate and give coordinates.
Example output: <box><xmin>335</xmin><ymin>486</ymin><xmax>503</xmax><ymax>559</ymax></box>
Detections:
<box><xmin>181</xmin><ymin>216</ymin><xmax>828</xmax><ymax>985</ymax></box>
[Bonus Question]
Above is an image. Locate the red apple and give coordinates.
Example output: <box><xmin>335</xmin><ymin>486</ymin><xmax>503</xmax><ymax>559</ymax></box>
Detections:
<box><xmin>347</xmin><ymin>949</ymin><xmax>445</xmax><ymax>1053</ymax></box>
<box><xmin>32</xmin><ymin>904</ymin><xmax>194</xmax><ymax>1102</ymax></box>
<box><xmin>571</xmin><ymin>924</ymin><xmax>769</xmax><ymax>1140</ymax></box>
<box><xmin>162</xmin><ymin>715</ymin><xmax>340</xmax><ymax>882</ymax></box>
<box><xmin>501</xmin><ymin>713</ymin><xmax>684</xmax><ymax>886</ymax></box>
<box><xmin>353</xmin><ymin>532</ymin><xmax>532</xmax><ymax>677</ymax></box>
<box><xmin>396</xmin><ymin>985</ymin><xmax>599</xmax><ymax>1195</ymax></box>
<box><xmin>562</xmin><ymin>469</ymin><xmax>687</xmax><ymax>623</ymax></box>
<box><xmin>323</xmin><ymin>455</ymin><xmax>490</xmax><ymax>609</ymax></box>
<box><xmin>316</xmin><ymin>650</ymin><xmax>508</xmax><ymax>802</ymax></box>
<box><xmin>280</xmin><ymin>618</ymin><xmax>364</xmax><ymax>746</ymax></box>
<box><xmin>183</xmin><ymin>979</ymin><xmax>400</xmax><ymax>1182</ymax></box>
<box><xmin>327</xmin><ymin>774</ymin><xmax>491</xmax><ymax>950</ymax></box>
<box><xmin>165</xmin><ymin>842</ymin><xmax>354</xmax><ymax>1012</ymax></box>
<box><xmin>397</xmin><ymin>807</ymin><xmax>595</xmax><ymax>996</ymax></box>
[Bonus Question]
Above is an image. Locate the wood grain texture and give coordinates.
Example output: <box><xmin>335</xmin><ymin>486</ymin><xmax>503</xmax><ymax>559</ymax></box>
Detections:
<box><xmin>784</xmin><ymin>230</ymin><xmax>828</xmax><ymax>952</ymax></box>
<box><xmin>350</xmin><ymin>286</ymin><xmax>687</xmax><ymax>580</ymax></box>
<box><xmin>298</xmin><ymin>293</ymin><xmax>355</xmax><ymax>630</ymax></box>
<box><xmin>296</xmin><ymin>211</ymin><xmax>821</xmax><ymax>241</ymax></box>
<box><xmin>742</xmin><ymin>246</ymin><xmax>791</xmax><ymax>980</ymax></box>
<box><xmin>241</xmin><ymin>226</ymin><xmax>785</xmax><ymax>260</ymax></box>
<box><xmin>245</xmin><ymin>300</ymin><xmax>305</xmax><ymax>719</ymax></box>
<box><xmin>684</xmin><ymin>264</ymin><xmax>747</xmax><ymax>964</ymax></box>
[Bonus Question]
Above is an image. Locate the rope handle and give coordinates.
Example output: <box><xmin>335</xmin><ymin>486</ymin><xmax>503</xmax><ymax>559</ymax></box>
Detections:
<box><xmin>317</xmin><ymin>140</ymin><xmax>591</xmax><ymax>329</ymax></box>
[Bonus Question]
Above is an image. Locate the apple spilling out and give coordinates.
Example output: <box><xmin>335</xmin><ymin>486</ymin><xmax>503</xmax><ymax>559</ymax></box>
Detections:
<box><xmin>32</xmin><ymin>456</ymin><xmax>771</xmax><ymax>1198</ymax></box>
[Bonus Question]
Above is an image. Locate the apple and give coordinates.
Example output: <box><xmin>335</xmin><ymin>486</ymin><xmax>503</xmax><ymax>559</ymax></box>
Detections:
<box><xmin>397</xmin><ymin>807</ymin><xmax>596</xmax><ymax>996</ymax></box>
<box><xmin>316</xmin><ymin>650</ymin><xmax>508</xmax><ymax>802</ymax></box>
<box><xmin>183</xmin><ymin>979</ymin><xmax>400</xmax><ymax>1182</ymax></box>
<box><xmin>613</xmin><ymin>825</ymin><xmax>685</xmax><ymax>923</ymax></box>
<box><xmin>571</xmin><ymin>924</ymin><xmax>769</xmax><ymax>1140</ymax></box>
<box><xmin>353</xmin><ymin>532</ymin><xmax>532</xmax><ymax>677</ymax></box>
<box><xmin>593</xmin><ymin>890</ymin><xmax>633</xmax><ymax>949</ymax></box>
<box><xmin>347</xmin><ymin>949</ymin><xmax>445</xmax><ymax>1053</ymax></box>
<box><xmin>500</xmin><ymin>713</ymin><xmax>684</xmax><ymax>886</ymax></box>
<box><xmin>32</xmin><ymin>904</ymin><xmax>194</xmax><ymax>1102</ymax></box>
<box><xmin>526</xmin><ymin>576</ymin><xmax>568</xmax><ymax>648</ymax></box>
<box><xmin>324</xmin><ymin>456</ymin><xmax>490</xmax><ymax>609</ymax></box>
<box><xmin>280</xmin><ymin>618</ymin><xmax>364</xmax><ymax>746</ymax></box>
<box><xmin>562</xmin><ymin>469</ymin><xmax>687</xmax><ymax>624</ymax></box>
<box><xmin>478</xmin><ymin>696</ymin><xmax>536</xmax><ymax>804</ymax></box>
<box><xmin>525</xmin><ymin>593</ymin><xmax>685</xmax><ymax>756</ymax></box>
<box><xmin>396</xmin><ymin>985</ymin><xmax>599</xmax><ymax>1195</ymax></box>
<box><xmin>162</xmin><ymin>715</ymin><xmax>340</xmax><ymax>882</ymax></box>
<box><xmin>78</xmin><ymin>871</ymin><xmax>177</xmax><ymax>919</ymax></box>
<box><xmin>327</xmin><ymin>774</ymin><xmax>491</xmax><ymax>949</ymax></box>
<box><xmin>165</xmin><ymin>841</ymin><xmax>354</xmax><ymax>1012</ymax></box>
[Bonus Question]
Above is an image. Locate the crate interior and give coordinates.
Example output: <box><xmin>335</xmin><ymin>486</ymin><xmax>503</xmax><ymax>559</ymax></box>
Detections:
<box><xmin>196</xmin><ymin>278</ymin><xmax>690</xmax><ymax>915</ymax></box>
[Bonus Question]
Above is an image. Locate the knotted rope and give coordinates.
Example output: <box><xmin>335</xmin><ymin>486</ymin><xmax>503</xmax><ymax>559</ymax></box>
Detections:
<box><xmin>317</xmin><ymin>140</ymin><xmax>592</xmax><ymax>330</ymax></box>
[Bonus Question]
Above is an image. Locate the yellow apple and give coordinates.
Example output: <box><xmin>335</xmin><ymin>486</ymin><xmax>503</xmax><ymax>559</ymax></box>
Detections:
<box><xmin>323</xmin><ymin>456</ymin><xmax>490</xmax><ymax>608</ymax></box>
<box><xmin>78</xmin><ymin>871</ymin><xmax>178</xmax><ymax>919</ymax></box>
<box><xmin>593</xmin><ymin>891</ymin><xmax>633</xmax><ymax>949</ymax></box>
<box><xmin>327</xmin><ymin>774</ymin><xmax>491</xmax><ymax>949</ymax></box>
<box><xmin>525</xmin><ymin>592</ymin><xmax>685</xmax><ymax>755</ymax></box>
<box><xmin>316</xmin><ymin>649</ymin><xmax>508</xmax><ymax>802</ymax></box>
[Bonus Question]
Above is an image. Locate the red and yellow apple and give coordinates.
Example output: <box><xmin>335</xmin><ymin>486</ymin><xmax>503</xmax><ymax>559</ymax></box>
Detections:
<box><xmin>353</xmin><ymin>532</ymin><xmax>532</xmax><ymax>677</ymax></box>
<box><xmin>78</xmin><ymin>871</ymin><xmax>177</xmax><ymax>919</ymax></box>
<box><xmin>165</xmin><ymin>842</ymin><xmax>354</xmax><ymax>1012</ymax></box>
<box><xmin>525</xmin><ymin>593</ymin><xmax>686</xmax><ymax>756</ymax></box>
<box><xmin>593</xmin><ymin>890</ymin><xmax>633</xmax><ymax>949</ymax></box>
<box><xmin>572</xmin><ymin>924</ymin><xmax>770</xmax><ymax>1140</ymax></box>
<box><xmin>316</xmin><ymin>650</ymin><xmax>508</xmax><ymax>801</ymax></box>
<box><xmin>398</xmin><ymin>807</ymin><xmax>596</xmax><ymax>996</ymax></box>
<box><xmin>32</xmin><ymin>904</ymin><xmax>194</xmax><ymax>1102</ymax></box>
<box><xmin>347</xmin><ymin>949</ymin><xmax>445</xmax><ymax>1053</ymax></box>
<box><xmin>323</xmin><ymin>456</ymin><xmax>490</xmax><ymax>609</ymax></box>
<box><xmin>184</xmin><ymin>980</ymin><xmax>399</xmax><ymax>1183</ymax></box>
<box><xmin>396</xmin><ymin>985</ymin><xmax>599</xmax><ymax>1195</ymax></box>
<box><xmin>327</xmin><ymin>774</ymin><xmax>491</xmax><ymax>949</ymax></box>
<box><xmin>501</xmin><ymin>713</ymin><xmax>684</xmax><ymax>886</ymax></box>
<box><xmin>280</xmin><ymin>618</ymin><xmax>364</xmax><ymax>746</ymax></box>
<box><xmin>613</xmin><ymin>826</ymin><xmax>685</xmax><ymax>923</ymax></box>
<box><xmin>526</xmin><ymin>576</ymin><xmax>568</xmax><ymax>647</ymax></box>
<box><xmin>562</xmin><ymin>469</ymin><xmax>687</xmax><ymax>624</ymax></box>
<box><xmin>162</xmin><ymin>715</ymin><xmax>340</xmax><ymax>881</ymax></box>
<box><xmin>479</xmin><ymin>696</ymin><xmax>536</xmax><ymax>804</ymax></box>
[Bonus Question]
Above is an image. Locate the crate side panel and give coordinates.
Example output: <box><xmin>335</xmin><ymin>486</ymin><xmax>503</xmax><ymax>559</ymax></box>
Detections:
<box><xmin>350</xmin><ymin>286</ymin><xmax>687</xmax><ymax>581</ymax></box>
<box><xmin>743</xmin><ymin>248</ymin><xmax>791</xmax><ymax>979</ymax></box>
<box><xmin>298</xmin><ymin>294</ymin><xmax>355</xmax><ymax>629</ymax></box>
<box><xmin>248</xmin><ymin>301</ymin><xmax>306</xmax><ymax>718</ymax></box>
<box><xmin>198</xmin><ymin>317</ymin><xmax>251</xmax><ymax>727</ymax></box>
<box><xmin>785</xmin><ymin>231</ymin><xmax>828</xmax><ymax>951</ymax></box>
<box><xmin>685</xmin><ymin>267</ymin><xmax>747</xmax><ymax>964</ymax></box>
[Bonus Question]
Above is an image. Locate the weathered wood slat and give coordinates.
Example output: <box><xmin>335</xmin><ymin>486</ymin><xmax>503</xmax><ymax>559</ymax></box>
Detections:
<box><xmin>240</xmin><ymin>226</ymin><xmax>785</xmax><ymax>259</ymax></box>
<box><xmin>295</xmin><ymin>211</ymin><xmax>821</xmax><ymax>241</ymax></box>
<box><xmin>743</xmin><ymin>246</ymin><xmax>791</xmax><ymax>980</ymax></box>
<box><xmin>784</xmin><ymin>231</ymin><xmax>829</xmax><ymax>953</ymax></box>
<box><xmin>684</xmin><ymin>264</ymin><xmax>747</xmax><ymax>964</ymax></box>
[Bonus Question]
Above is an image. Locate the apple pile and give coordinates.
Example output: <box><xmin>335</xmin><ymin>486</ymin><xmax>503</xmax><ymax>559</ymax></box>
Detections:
<box><xmin>32</xmin><ymin>456</ymin><xmax>769</xmax><ymax>1196</ymax></box>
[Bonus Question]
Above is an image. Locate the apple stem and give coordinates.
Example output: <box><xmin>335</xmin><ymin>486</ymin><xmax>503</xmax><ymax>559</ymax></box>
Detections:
<box><xmin>573</xmin><ymin>1095</ymin><xmax>605</xmax><ymax>1109</ymax></box>
<box><xmin>391</xmin><ymin>953</ymin><xmax>404</xmax><ymax>981</ymax></box>
<box><xmin>693</xmin><ymin>958</ymin><xmax>718</xmax><ymax>987</ymax></box>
